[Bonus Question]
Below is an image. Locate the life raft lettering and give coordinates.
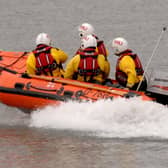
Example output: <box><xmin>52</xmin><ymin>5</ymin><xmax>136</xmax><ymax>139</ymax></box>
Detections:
<box><xmin>83</xmin><ymin>89</ymin><xmax>112</xmax><ymax>99</ymax></box>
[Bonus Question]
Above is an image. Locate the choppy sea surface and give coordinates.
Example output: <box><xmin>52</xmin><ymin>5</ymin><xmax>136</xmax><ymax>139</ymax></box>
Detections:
<box><xmin>0</xmin><ymin>0</ymin><xmax>168</xmax><ymax>167</ymax></box>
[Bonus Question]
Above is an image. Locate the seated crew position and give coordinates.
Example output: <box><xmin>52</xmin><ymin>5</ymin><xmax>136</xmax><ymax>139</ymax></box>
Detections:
<box><xmin>64</xmin><ymin>34</ymin><xmax>110</xmax><ymax>84</ymax></box>
<box><xmin>26</xmin><ymin>33</ymin><xmax>68</xmax><ymax>77</ymax></box>
<box><xmin>111</xmin><ymin>37</ymin><xmax>147</xmax><ymax>91</ymax></box>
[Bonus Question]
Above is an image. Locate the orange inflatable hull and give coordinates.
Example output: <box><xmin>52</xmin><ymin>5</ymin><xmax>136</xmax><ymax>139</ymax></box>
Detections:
<box><xmin>0</xmin><ymin>51</ymin><xmax>154</xmax><ymax>112</ymax></box>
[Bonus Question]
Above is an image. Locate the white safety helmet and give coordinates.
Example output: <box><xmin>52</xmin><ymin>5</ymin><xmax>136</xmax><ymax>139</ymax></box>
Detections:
<box><xmin>111</xmin><ymin>37</ymin><xmax>128</xmax><ymax>54</ymax></box>
<box><xmin>80</xmin><ymin>34</ymin><xmax>97</xmax><ymax>49</ymax></box>
<box><xmin>35</xmin><ymin>33</ymin><xmax>51</xmax><ymax>46</ymax></box>
<box><xmin>78</xmin><ymin>23</ymin><xmax>95</xmax><ymax>38</ymax></box>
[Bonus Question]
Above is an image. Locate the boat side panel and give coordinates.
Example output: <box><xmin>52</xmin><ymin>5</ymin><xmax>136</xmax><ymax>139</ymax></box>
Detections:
<box><xmin>0</xmin><ymin>92</ymin><xmax>60</xmax><ymax>110</ymax></box>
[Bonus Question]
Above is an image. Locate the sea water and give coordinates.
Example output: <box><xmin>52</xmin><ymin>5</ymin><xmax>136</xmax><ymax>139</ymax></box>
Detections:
<box><xmin>1</xmin><ymin>98</ymin><xmax>168</xmax><ymax>167</ymax></box>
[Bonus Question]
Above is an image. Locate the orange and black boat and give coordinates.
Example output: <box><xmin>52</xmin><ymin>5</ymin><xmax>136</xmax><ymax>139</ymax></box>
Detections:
<box><xmin>0</xmin><ymin>50</ymin><xmax>162</xmax><ymax>112</ymax></box>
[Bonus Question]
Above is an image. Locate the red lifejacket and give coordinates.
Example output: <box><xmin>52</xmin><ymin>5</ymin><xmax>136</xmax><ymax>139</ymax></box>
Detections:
<box><xmin>93</xmin><ymin>35</ymin><xmax>107</xmax><ymax>58</ymax></box>
<box><xmin>33</xmin><ymin>44</ymin><xmax>60</xmax><ymax>76</ymax></box>
<box><xmin>74</xmin><ymin>48</ymin><xmax>101</xmax><ymax>82</ymax></box>
<box><xmin>115</xmin><ymin>49</ymin><xmax>144</xmax><ymax>86</ymax></box>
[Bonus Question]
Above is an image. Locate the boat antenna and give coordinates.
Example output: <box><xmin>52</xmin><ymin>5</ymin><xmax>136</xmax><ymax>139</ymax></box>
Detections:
<box><xmin>136</xmin><ymin>27</ymin><xmax>167</xmax><ymax>91</ymax></box>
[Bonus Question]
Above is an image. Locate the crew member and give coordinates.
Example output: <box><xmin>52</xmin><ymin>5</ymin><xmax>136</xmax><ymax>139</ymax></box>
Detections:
<box><xmin>26</xmin><ymin>33</ymin><xmax>68</xmax><ymax>77</ymax></box>
<box><xmin>111</xmin><ymin>37</ymin><xmax>147</xmax><ymax>91</ymax></box>
<box><xmin>64</xmin><ymin>35</ymin><xmax>110</xmax><ymax>84</ymax></box>
<box><xmin>76</xmin><ymin>23</ymin><xmax>109</xmax><ymax>58</ymax></box>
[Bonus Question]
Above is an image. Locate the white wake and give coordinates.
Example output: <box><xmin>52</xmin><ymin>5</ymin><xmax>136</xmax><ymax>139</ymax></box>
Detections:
<box><xmin>29</xmin><ymin>97</ymin><xmax>168</xmax><ymax>138</ymax></box>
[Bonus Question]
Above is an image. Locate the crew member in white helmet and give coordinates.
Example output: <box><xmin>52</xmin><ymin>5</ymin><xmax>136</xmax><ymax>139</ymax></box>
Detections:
<box><xmin>64</xmin><ymin>34</ymin><xmax>110</xmax><ymax>84</ymax></box>
<box><xmin>111</xmin><ymin>37</ymin><xmax>147</xmax><ymax>91</ymax></box>
<box><xmin>76</xmin><ymin>22</ymin><xmax>109</xmax><ymax>59</ymax></box>
<box><xmin>26</xmin><ymin>33</ymin><xmax>68</xmax><ymax>77</ymax></box>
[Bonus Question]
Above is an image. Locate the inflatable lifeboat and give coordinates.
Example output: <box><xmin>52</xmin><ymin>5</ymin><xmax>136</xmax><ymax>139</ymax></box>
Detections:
<box><xmin>0</xmin><ymin>51</ymin><xmax>157</xmax><ymax>112</ymax></box>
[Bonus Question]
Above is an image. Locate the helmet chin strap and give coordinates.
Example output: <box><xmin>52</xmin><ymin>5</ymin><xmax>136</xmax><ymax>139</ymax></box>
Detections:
<box><xmin>115</xmin><ymin>52</ymin><xmax>120</xmax><ymax>56</ymax></box>
<box><xmin>136</xmin><ymin>27</ymin><xmax>167</xmax><ymax>91</ymax></box>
